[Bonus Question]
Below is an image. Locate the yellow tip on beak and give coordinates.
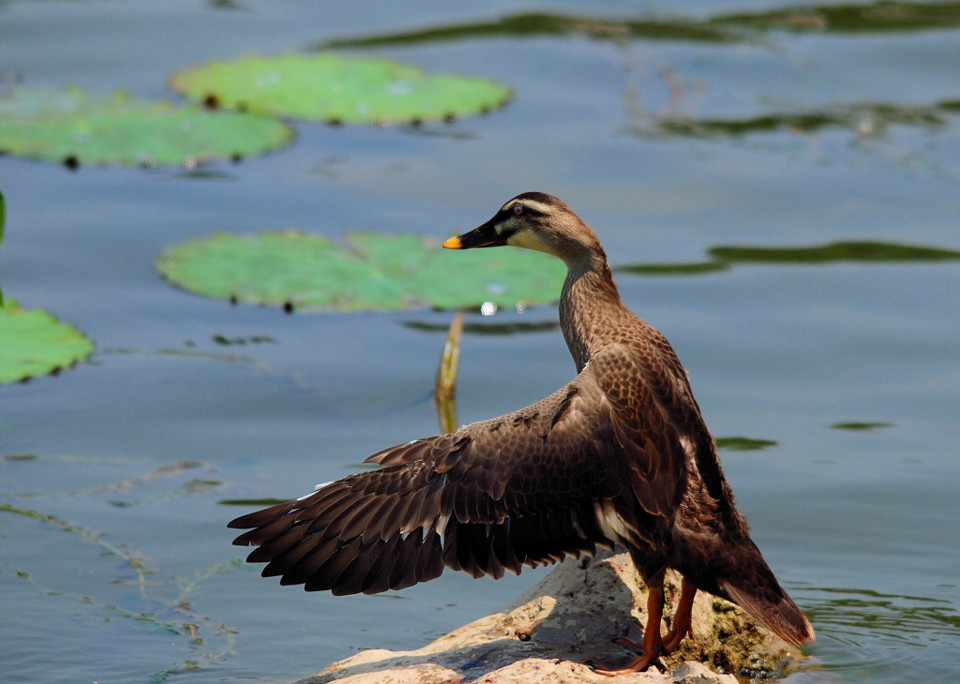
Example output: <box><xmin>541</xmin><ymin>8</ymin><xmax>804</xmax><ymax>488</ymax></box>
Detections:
<box><xmin>442</xmin><ymin>236</ymin><xmax>463</xmax><ymax>250</ymax></box>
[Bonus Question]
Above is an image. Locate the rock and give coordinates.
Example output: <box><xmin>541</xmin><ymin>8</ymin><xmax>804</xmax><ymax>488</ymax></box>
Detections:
<box><xmin>297</xmin><ymin>551</ymin><xmax>802</xmax><ymax>683</ymax></box>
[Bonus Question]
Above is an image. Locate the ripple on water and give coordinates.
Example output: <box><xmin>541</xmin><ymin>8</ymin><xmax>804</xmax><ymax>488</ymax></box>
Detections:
<box><xmin>801</xmin><ymin>587</ymin><xmax>960</xmax><ymax>681</ymax></box>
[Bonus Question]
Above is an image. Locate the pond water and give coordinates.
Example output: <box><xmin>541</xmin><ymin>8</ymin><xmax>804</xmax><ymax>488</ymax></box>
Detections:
<box><xmin>2</xmin><ymin>2</ymin><xmax>959</xmax><ymax>682</ymax></box>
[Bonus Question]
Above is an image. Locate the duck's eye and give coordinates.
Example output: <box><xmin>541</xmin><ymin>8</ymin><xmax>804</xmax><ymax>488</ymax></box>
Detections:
<box><xmin>512</xmin><ymin>203</ymin><xmax>524</xmax><ymax>216</ymax></box>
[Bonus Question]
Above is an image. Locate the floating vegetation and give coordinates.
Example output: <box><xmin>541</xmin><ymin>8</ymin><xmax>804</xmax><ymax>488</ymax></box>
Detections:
<box><xmin>830</xmin><ymin>421</ymin><xmax>894</xmax><ymax>431</ymax></box>
<box><xmin>0</xmin><ymin>189</ymin><xmax>5</xmax><ymax>304</ymax></box>
<box><xmin>3</xmin><ymin>461</ymin><xmax>241</xmax><ymax>680</ymax></box>
<box><xmin>0</xmin><ymin>299</ymin><xmax>94</xmax><ymax>385</ymax></box>
<box><xmin>617</xmin><ymin>240</ymin><xmax>960</xmax><ymax>277</ymax></box>
<box><xmin>650</xmin><ymin>100</ymin><xmax>957</xmax><ymax>139</ymax></box>
<box><xmin>171</xmin><ymin>54</ymin><xmax>511</xmax><ymax>125</ymax></box>
<box><xmin>64</xmin><ymin>460</ymin><xmax>223</xmax><ymax>508</ymax></box>
<box><xmin>403</xmin><ymin>319</ymin><xmax>560</xmax><ymax>336</ymax></box>
<box><xmin>108</xmin><ymin>479</ymin><xmax>222</xmax><ymax>509</ymax></box>
<box><xmin>318</xmin><ymin>12</ymin><xmax>735</xmax><ymax>48</ymax></box>
<box><xmin>1</xmin><ymin>503</ymin><xmax>156</xmax><ymax>596</ymax></box>
<box><xmin>715</xmin><ymin>436</ymin><xmax>779</xmax><ymax>451</ymax></box>
<box><xmin>708</xmin><ymin>242</ymin><xmax>960</xmax><ymax>264</ymax></box>
<box><xmin>617</xmin><ymin>261</ymin><xmax>730</xmax><ymax>277</ymax></box>
<box><xmin>4</xmin><ymin>453</ymin><xmax>38</xmax><ymax>462</ymax></box>
<box><xmin>70</xmin><ymin>460</ymin><xmax>203</xmax><ymax>497</ymax></box>
<box><xmin>0</xmin><ymin>87</ymin><xmax>293</xmax><ymax>167</ymax></box>
<box><xmin>715</xmin><ymin>1</ymin><xmax>960</xmax><ymax>35</ymax></box>
<box><xmin>211</xmin><ymin>334</ymin><xmax>277</xmax><ymax>346</ymax></box>
<box><xmin>156</xmin><ymin>231</ymin><xmax>565</xmax><ymax>313</ymax></box>
<box><xmin>12</xmin><ymin>558</ymin><xmax>240</xmax><ymax>680</ymax></box>
<box><xmin>318</xmin><ymin>3</ymin><xmax>960</xmax><ymax>50</ymax></box>
<box><xmin>218</xmin><ymin>497</ymin><xmax>291</xmax><ymax>507</ymax></box>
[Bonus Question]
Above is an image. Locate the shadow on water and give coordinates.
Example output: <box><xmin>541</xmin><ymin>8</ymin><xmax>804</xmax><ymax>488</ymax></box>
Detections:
<box><xmin>317</xmin><ymin>2</ymin><xmax>960</xmax><ymax>50</ymax></box>
<box><xmin>617</xmin><ymin>241</ymin><xmax>960</xmax><ymax>276</ymax></box>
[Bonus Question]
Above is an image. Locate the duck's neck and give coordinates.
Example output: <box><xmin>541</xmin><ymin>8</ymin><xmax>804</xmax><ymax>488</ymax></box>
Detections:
<box><xmin>559</xmin><ymin>254</ymin><xmax>626</xmax><ymax>373</ymax></box>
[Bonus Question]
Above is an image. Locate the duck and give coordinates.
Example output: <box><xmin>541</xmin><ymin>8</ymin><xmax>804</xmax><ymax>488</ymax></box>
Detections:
<box><xmin>229</xmin><ymin>191</ymin><xmax>815</xmax><ymax>673</ymax></box>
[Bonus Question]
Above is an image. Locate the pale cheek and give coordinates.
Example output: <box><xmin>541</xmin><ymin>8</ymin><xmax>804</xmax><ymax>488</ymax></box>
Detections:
<box><xmin>507</xmin><ymin>231</ymin><xmax>552</xmax><ymax>254</ymax></box>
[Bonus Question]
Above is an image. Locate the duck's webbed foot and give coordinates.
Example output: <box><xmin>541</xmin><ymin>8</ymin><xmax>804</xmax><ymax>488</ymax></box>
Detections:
<box><xmin>592</xmin><ymin>578</ymin><xmax>698</xmax><ymax>675</ymax></box>
<box><xmin>592</xmin><ymin>586</ymin><xmax>666</xmax><ymax>675</ymax></box>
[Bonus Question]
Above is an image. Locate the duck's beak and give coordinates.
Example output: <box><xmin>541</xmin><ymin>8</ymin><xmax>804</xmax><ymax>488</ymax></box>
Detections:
<box><xmin>443</xmin><ymin>219</ymin><xmax>505</xmax><ymax>250</ymax></box>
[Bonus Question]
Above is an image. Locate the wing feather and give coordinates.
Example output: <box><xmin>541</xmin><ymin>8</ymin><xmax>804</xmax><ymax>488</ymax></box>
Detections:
<box><xmin>230</xmin><ymin>344</ymin><xmax>693</xmax><ymax>594</ymax></box>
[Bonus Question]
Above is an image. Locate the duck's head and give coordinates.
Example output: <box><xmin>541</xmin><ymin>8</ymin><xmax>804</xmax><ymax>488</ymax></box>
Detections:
<box><xmin>444</xmin><ymin>192</ymin><xmax>604</xmax><ymax>266</ymax></box>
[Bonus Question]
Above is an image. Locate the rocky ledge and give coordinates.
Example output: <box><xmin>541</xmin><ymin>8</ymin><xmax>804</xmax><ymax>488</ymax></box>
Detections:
<box><xmin>297</xmin><ymin>551</ymin><xmax>804</xmax><ymax>683</ymax></box>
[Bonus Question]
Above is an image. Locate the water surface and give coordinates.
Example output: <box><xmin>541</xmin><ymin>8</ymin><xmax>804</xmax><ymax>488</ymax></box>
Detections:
<box><xmin>1</xmin><ymin>2</ymin><xmax>958</xmax><ymax>682</ymax></box>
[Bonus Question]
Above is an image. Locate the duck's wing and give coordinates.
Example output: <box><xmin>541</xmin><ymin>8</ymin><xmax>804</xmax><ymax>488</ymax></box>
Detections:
<box><xmin>624</xmin><ymin>328</ymin><xmax>746</xmax><ymax>528</ymax></box>
<box><xmin>229</xmin><ymin>347</ymin><xmax>687</xmax><ymax>595</ymax></box>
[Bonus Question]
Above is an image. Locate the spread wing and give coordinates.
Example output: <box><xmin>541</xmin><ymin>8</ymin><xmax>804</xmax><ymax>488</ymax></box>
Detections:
<box><xmin>229</xmin><ymin>344</ymin><xmax>688</xmax><ymax>595</ymax></box>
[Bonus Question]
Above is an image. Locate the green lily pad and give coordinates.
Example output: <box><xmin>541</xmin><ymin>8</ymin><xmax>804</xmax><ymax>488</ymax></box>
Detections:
<box><xmin>0</xmin><ymin>87</ymin><xmax>294</xmax><ymax>167</ymax></box>
<box><xmin>170</xmin><ymin>54</ymin><xmax>511</xmax><ymax>124</ymax></box>
<box><xmin>0</xmin><ymin>189</ymin><xmax>5</xmax><ymax>305</ymax></box>
<box><xmin>156</xmin><ymin>231</ymin><xmax>565</xmax><ymax>313</ymax></box>
<box><xmin>0</xmin><ymin>300</ymin><xmax>94</xmax><ymax>384</ymax></box>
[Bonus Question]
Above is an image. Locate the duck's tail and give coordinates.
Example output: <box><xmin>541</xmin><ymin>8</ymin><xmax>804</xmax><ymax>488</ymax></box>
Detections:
<box><xmin>713</xmin><ymin>539</ymin><xmax>815</xmax><ymax>647</ymax></box>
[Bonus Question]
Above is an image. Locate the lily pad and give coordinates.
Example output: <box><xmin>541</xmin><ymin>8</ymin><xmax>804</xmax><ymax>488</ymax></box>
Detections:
<box><xmin>0</xmin><ymin>87</ymin><xmax>294</xmax><ymax>166</ymax></box>
<box><xmin>0</xmin><ymin>300</ymin><xmax>94</xmax><ymax>384</ymax></box>
<box><xmin>156</xmin><ymin>231</ymin><xmax>565</xmax><ymax>313</ymax></box>
<box><xmin>170</xmin><ymin>54</ymin><xmax>511</xmax><ymax>124</ymax></box>
<box><xmin>0</xmin><ymin>189</ymin><xmax>5</xmax><ymax>304</ymax></box>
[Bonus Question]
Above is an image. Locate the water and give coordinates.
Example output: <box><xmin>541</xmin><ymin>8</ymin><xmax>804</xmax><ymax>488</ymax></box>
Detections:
<box><xmin>1</xmin><ymin>2</ymin><xmax>958</xmax><ymax>682</ymax></box>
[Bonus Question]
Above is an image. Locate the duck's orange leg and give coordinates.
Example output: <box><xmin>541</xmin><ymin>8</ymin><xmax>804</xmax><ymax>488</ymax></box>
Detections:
<box><xmin>594</xmin><ymin>585</ymin><xmax>665</xmax><ymax>674</ymax></box>
<box><xmin>662</xmin><ymin>578</ymin><xmax>696</xmax><ymax>653</ymax></box>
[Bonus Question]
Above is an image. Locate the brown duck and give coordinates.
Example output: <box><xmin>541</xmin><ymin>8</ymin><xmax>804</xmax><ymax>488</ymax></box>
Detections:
<box><xmin>229</xmin><ymin>192</ymin><xmax>815</xmax><ymax>672</ymax></box>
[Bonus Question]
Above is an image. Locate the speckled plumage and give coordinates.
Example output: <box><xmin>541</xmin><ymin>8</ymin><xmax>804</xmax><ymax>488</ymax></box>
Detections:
<box><xmin>230</xmin><ymin>192</ymin><xmax>814</xmax><ymax>669</ymax></box>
